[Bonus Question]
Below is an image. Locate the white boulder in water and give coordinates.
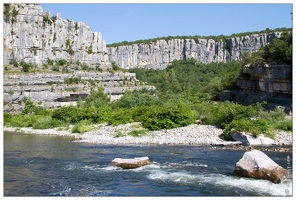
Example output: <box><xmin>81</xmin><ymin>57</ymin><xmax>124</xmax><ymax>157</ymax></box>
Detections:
<box><xmin>233</xmin><ymin>149</ymin><xmax>288</xmax><ymax>183</ymax></box>
<box><xmin>111</xmin><ymin>156</ymin><xmax>150</xmax><ymax>169</ymax></box>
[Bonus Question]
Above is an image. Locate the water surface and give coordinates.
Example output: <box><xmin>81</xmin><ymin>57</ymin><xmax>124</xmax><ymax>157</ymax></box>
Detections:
<box><xmin>3</xmin><ymin>132</ymin><xmax>292</xmax><ymax>196</ymax></box>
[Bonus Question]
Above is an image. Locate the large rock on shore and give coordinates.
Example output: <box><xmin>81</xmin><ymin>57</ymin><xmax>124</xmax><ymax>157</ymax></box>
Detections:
<box><xmin>233</xmin><ymin>149</ymin><xmax>288</xmax><ymax>183</ymax></box>
<box><xmin>111</xmin><ymin>156</ymin><xmax>150</xmax><ymax>169</ymax></box>
<box><xmin>230</xmin><ymin>130</ymin><xmax>275</xmax><ymax>146</ymax></box>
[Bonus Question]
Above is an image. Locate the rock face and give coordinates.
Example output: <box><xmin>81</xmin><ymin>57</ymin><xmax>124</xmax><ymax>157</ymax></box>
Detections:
<box><xmin>237</xmin><ymin>64</ymin><xmax>292</xmax><ymax>95</ymax></box>
<box><xmin>111</xmin><ymin>156</ymin><xmax>150</xmax><ymax>169</ymax></box>
<box><xmin>4</xmin><ymin>3</ymin><xmax>108</xmax><ymax>66</ymax></box>
<box><xmin>3</xmin><ymin>71</ymin><xmax>154</xmax><ymax>112</ymax></box>
<box><xmin>3</xmin><ymin>4</ymin><xmax>154</xmax><ymax>112</ymax></box>
<box><xmin>4</xmin><ymin>3</ymin><xmax>282</xmax><ymax>69</ymax></box>
<box><xmin>233</xmin><ymin>149</ymin><xmax>288</xmax><ymax>183</ymax></box>
<box><xmin>220</xmin><ymin>63</ymin><xmax>292</xmax><ymax>109</ymax></box>
<box><xmin>107</xmin><ymin>33</ymin><xmax>280</xmax><ymax>69</ymax></box>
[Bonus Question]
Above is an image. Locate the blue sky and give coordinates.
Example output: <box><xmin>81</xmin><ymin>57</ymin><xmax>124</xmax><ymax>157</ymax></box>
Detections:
<box><xmin>37</xmin><ymin>3</ymin><xmax>293</xmax><ymax>44</ymax></box>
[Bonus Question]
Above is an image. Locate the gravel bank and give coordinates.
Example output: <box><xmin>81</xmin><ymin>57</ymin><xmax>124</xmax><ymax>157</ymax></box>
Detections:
<box><xmin>4</xmin><ymin>122</ymin><xmax>292</xmax><ymax>148</ymax></box>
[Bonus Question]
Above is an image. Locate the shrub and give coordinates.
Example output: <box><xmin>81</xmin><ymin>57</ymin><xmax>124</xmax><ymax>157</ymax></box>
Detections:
<box><xmin>257</xmin><ymin>107</ymin><xmax>285</xmax><ymax>120</ymax></box>
<box><xmin>9</xmin><ymin>59</ymin><xmax>19</xmax><ymax>67</ymax></box>
<box><xmin>5</xmin><ymin>114</ymin><xmax>40</xmax><ymax>128</ymax></box>
<box><xmin>57</xmin><ymin>59</ymin><xmax>67</xmax><ymax>66</ymax></box>
<box><xmin>95</xmin><ymin>64</ymin><xmax>102</xmax><ymax>72</ymax></box>
<box><xmin>4</xmin><ymin>113</ymin><xmax>12</xmax><ymax>126</ymax></box>
<box><xmin>83</xmin><ymin>87</ymin><xmax>110</xmax><ymax>108</ymax></box>
<box><xmin>71</xmin><ymin>120</ymin><xmax>94</xmax><ymax>134</ymax></box>
<box><xmin>87</xmin><ymin>45</ymin><xmax>93</xmax><ymax>54</ymax></box>
<box><xmin>140</xmin><ymin>103</ymin><xmax>196</xmax><ymax>130</ymax></box>
<box><xmin>275</xmin><ymin>120</ymin><xmax>292</xmax><ymax>131</ymax></box>
<box><xmin>47</xmin><ymin>58</ymin><xmax>54</xmax><ymax>65</ymax></box>
<box><xmin>64</xmin><ymin>77</ymin><xmax>81</xmax><ymax>85</ymax></box>
<box><xmin>43</xmin><ymin>14</ymin><xmax>52</xmax><ymax>26</ymax></box>
<box><xmin>81</xmin><ymin>63</ymin><xmax>90</xmax><ymax>71</ymax></box>
<box><xmin>223</xmin><ymin>118</ymin><xmax>270</xmax><ymax>140</ymax></box>
<box><xmin>51</xmin><ymin>106</ymin><xmax>79</xmax><ymax>123</ymax></box>
<box><xmin>22</xmin><ymin>98</ymin><xmax>47</xmax><ymax>115</ymax></box>
<box><xmin>32</xmin><ymin>115</ymin><xmax>54</xmax><ymax>129</ymax></box>
<box><xmin>201</xmin><ymin>101</ymin><xmax>258</xmax><ymax>128</ymax></box>
<box><xmin>20</xmin><ymin>61</ymin><xmax>31</xmax><ymax>72</ymax></box>
<box><xmin>128</xmin><ymin>129</ymin><xmax>147</xmax><ymax>137</ymax></box>
<box><xmin>111</xmin><ymin>90</ymin><xmax>160</xmax><ymax>108</ymax></box>
<box><xmin>111</xmin><ymin>61</ymin><xmax>121</xmax><ymax>71</ymax></box>
<box><xmin>108</xmin><ymin>108</ymin><xmax>134</xmax><ymax>126</ymax></box>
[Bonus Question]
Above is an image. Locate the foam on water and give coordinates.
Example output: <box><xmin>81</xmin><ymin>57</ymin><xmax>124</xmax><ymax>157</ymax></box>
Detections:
<box><xmin>147</xmin><ymin>169</ymin><xmax>293</xmax><ymax>196</ymax></box>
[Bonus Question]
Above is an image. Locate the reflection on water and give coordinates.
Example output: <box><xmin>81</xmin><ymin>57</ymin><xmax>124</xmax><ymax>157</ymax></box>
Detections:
<box><xmin>4</xmin><ymin>131</ymin><xmax>292</xmax><ymax>196</ymax></box>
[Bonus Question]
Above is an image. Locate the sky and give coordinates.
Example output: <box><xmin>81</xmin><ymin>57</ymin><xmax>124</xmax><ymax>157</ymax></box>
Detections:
<box><xmin>39</xmin><ymin>1</ymin><xmax>293</xmax><ymax>44</ymax></box>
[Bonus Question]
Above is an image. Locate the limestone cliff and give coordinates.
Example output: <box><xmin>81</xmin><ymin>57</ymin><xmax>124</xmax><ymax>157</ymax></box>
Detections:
<box><xmin>3</xmin><ymin>4</ymin><xmax>153</xmax><ymax>112</ymax></box>
<box><xmin>4</xmin><ymin>71</ymin><xmax>154</xmax><ymax>112</ymax></box>
<box><xmin>107</xmin><ymin>33</ymin><xmax>281</xmax><ymax>69</ymax></box>
<box><xmin>3</xmin><ymin>3</ymin><xmax>108</xmax><ymax>66</ymax></box>
<box><xmin>219</xmin><ymin>64</ymin><xmax>292</xmax><ymax>112</ymax></box>
<box><xmin>4</xmin><ymin>3</ymin><xmax>282</xmax><ymax>69</ymax></box>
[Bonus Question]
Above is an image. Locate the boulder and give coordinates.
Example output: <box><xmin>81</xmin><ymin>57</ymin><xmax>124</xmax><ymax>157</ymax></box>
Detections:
<box><xmin>111</xmin><ymin>156</ymin><xmax>150</xmax><ymax>169</ymax></box>
<box><xmin>230</xmin><ymin>130</ymin><xmax>274</xmax><ymax>146</ymax></box>
<box><xmin>233</xmin><ymin>149</ymin><xmax>288</xmax><ymax>183</ymax></box>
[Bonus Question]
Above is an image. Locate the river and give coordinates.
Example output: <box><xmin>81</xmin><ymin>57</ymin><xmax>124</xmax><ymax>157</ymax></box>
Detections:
<box><xmin>3</xmin><ymin>131</ymin><xmax>292</xmax><ymax>196</ymax></box>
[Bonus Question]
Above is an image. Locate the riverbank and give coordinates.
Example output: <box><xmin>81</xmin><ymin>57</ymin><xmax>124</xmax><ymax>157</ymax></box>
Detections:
<box><xmin>3</xmin><ymin>122</ymin><xmax>292</xmax><ymax>151</ymax></box>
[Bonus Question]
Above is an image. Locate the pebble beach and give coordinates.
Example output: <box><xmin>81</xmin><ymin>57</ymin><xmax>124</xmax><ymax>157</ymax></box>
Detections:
<box><xmin>4</xmin><ymin>122</ymin><xmax>292</xmax><ymax>151</ymax></box>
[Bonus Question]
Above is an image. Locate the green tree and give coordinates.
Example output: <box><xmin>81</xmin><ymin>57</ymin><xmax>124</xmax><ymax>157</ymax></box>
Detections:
<box><xmin>83</xmin><ymin>87</ymin><xmax>110</xmax><ymax>108</ymax></box>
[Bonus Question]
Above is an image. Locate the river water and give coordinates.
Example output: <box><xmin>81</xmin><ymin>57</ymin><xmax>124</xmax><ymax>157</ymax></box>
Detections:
<box><xmin>3</xmin><ymin>131</ymin><xmax>292</xmax><ymax>196</ymax></box>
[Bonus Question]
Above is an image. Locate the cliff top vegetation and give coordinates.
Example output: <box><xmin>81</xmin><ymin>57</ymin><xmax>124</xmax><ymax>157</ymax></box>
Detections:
<box><xmin>107</xmin><ymin>27</ymin><xmax>292</xmax><ymax>47</ymax></box>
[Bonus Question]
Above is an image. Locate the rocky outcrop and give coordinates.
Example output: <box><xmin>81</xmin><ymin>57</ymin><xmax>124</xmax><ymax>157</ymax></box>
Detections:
<box><xmin>237</xmin><ymin>64</ymin><xmax>292</xmax><ymax>95</ymax></box>
<box><xmin>107</xmin><ymin>33</ymin><xmax>281</xmax><ymax>69</ymax></box>
<box><xmin>230</xmin><ymin>130</ymin><xmax>275</xmax><ymax>146</ymax></box>
<box><xmin>3</xmin><ymin>71</ymin><xmax>154</xmax><ymax>112</ymax></box>
<box><xmin>111</xmin><ymin>156</ymin><xmax>150</xmax><ymax>169</ymax></box>
<box><xmin>219</xmin><ymin>64</ymin><xmax>292</xmax><ymax>109</ymax></box>
<box><xmin>233</xmin><ymin>149</ymin><xmax>288</xmax><ymax>183</ymax></box>
<box><xmin>4</xmin><ymin>3</ymin><xmax>108</xmax><ymax>66</ymax></box>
